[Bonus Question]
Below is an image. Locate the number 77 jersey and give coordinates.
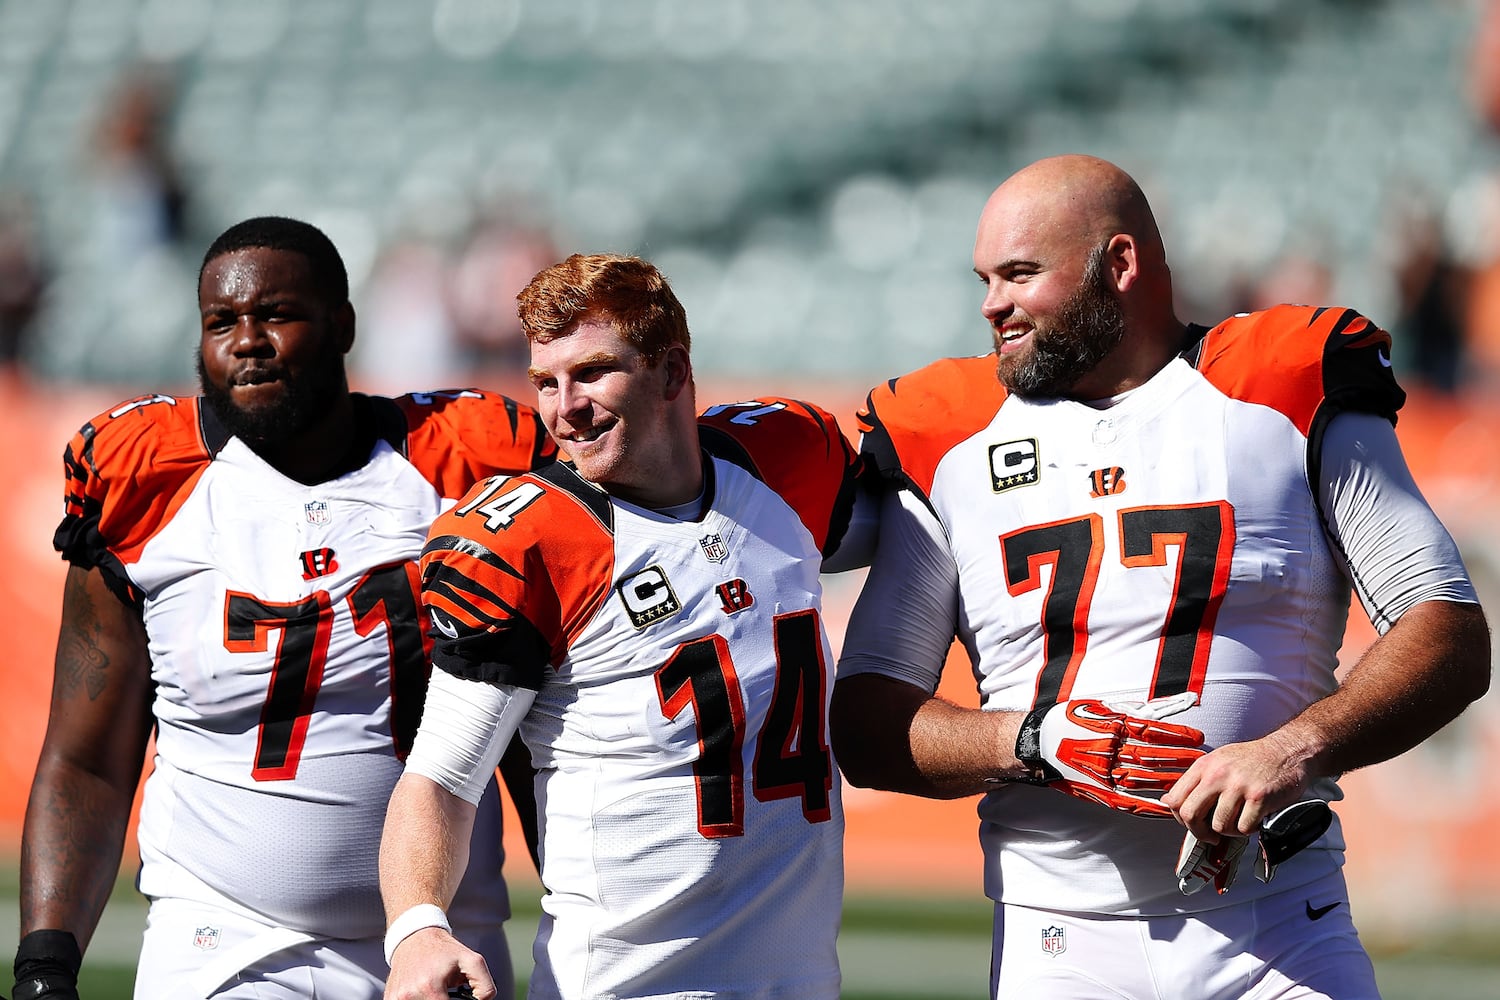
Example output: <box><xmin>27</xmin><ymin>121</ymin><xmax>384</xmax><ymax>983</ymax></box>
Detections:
<box><xmin>847</xmin><ymin>305</ymin><xmax>1405</xmax><ymax>914</ymax></box>
<box><xmin>419</xmin><ymin>404</ymin><xmax>848</xmax><ymax>1000</ymax></box>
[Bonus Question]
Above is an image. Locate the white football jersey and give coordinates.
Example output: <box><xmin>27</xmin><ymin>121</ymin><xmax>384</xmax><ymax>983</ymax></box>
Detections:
<box><xmin>421</xmin><ymin>400</ymin><xmax>856</xmax><ymax>1000</ymax></box>
<box><xmin>54</xmin><ymin>390</ymin><xmax>553</xmax><ymax>938</ymax></box>
<box><xmin>844</xmin><ymin>305</ymin><xmax>1413</xmax><ymax>915</ymax></box>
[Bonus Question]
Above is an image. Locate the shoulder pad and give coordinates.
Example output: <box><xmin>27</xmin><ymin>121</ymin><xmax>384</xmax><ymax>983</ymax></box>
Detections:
<box><xmin>698</xmin><ymin>397</ymin><xmax>861</xmax><ymax>555</ymax></box>
<box><xmin>394</xmin><ymin>388</ymin><xmax>557</xmax><ymax>499</ymax></box>
<box><xmin>1193</xmin><ymin>305</ymin><xmax>1405</xmax><ymax>435</ymax></box>
<box><xmin>857</xmin><ymin>355</ymin><xmax>1006</xmax><ymax>498</ymax></box>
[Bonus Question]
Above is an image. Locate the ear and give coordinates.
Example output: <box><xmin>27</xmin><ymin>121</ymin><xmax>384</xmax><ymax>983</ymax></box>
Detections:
<box><xmin>1106</xmin><ymin>233</ymin><xmax>1141</xmax><ymax>294</ymax></box>
<box><xmin>334</xmin><ymin>301</ymin><xmax>357</xmax><ymax>354</ymax></box>
<box><xmin>662</xmin><ymin>344</ymin><xmax>692</xmax><ymax>401</ymax></box>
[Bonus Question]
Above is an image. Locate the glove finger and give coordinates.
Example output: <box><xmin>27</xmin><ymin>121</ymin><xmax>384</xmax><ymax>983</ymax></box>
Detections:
<box><xmin>1057</xmin><ymin>781</ymin><xmax>1176</xmax><ymax>818</ymax></box>
<box><xmin>1120</xmin><ymin>716</ymin><xmax>1204</xmax><ymax>745</ymax></box>
<box><xmin>1176</xmin><ymin>833</ymin><xmax>1247</xmax><ymax>895</ymax></box>
<box><xmin>1116</xmin><ymin>743</ymin><xmax>1206</xmax><ymax>770</ymax></box>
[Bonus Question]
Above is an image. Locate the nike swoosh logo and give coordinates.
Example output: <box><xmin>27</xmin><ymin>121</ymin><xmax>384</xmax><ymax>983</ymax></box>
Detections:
<box><xmin>430</xmin><ymin>613</ymin><xmax>459</xmax><ymax>640</ymax></box>
<box><xmin>1306</xmin><ymin>901</ymin><xmax>1341</xmax><ymax>920</ymax></box>
<box><xmin>1377</xmin><ymin>349</ymin><xmax>1392</xmax><ymax>368</ymax></box>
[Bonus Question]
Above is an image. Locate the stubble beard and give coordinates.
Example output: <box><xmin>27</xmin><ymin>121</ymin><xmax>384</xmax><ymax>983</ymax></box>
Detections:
<box><xmin>197</xmin><ymin>345</ymin><xmax>348</xmax><ymax>448</ymax></box>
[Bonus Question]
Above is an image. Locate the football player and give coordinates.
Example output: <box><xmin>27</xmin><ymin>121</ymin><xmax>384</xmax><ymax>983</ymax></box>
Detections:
<box><xmin>380</xmin><ymin>253</ymin><xmax>863</xmax><ymax>1000</ymax></box>
<box><xmin>832</xmin><ymin>155</ymin><xmax>1490</xmax><ymax>1000</ymax></box>
<box><xmin>13</xmin><ymin>217</ymin><xmax>555</xmax><ymax>1000</ymax></box>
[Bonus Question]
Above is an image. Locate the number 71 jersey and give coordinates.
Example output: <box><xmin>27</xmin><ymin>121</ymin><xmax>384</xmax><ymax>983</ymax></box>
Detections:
<box><xmin>52</xmin><ymin>389</ymin><xmax>553</xmax><ymax>938</ymax></box>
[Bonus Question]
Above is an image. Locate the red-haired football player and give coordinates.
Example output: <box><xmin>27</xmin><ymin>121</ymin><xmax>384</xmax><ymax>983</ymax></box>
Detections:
<box><xmin>381</xmin><ymin>253</ymin><xmax>869</xmax><ymax>1000</ymax></box>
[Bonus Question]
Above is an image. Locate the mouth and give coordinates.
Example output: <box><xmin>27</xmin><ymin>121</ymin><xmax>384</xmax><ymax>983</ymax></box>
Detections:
<box><xmin>557</xmin><ymin>418</ymin><xmax>616</xmax><ymax>446</ymax></box>
<box><xmin>230</xmin><ymin>367</ymin><xmax>282</xmax><ymax>387</ymax></box>
<box><xmin>996</xmin><ymin>324</ymin><xmax>1032</xmax><ymax>351</ymax></box>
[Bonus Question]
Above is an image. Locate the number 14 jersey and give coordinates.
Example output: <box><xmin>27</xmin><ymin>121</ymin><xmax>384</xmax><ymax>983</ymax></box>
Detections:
<box><xmin>420</xmin><ymin>398</ymin><xmax>853</xmax><ymax>1000</ymax></box>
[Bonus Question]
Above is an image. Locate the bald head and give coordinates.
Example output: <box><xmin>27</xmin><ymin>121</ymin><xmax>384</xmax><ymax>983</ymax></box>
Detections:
<box><xmin>977</xmin><ymin>155</ymin><xmax>1167</xmax><ymax>274</ymax></box>
<box><xmin>973</xmin><ymin>155</ymin><xmax>1184</xmax><ymax>399</ymax></box>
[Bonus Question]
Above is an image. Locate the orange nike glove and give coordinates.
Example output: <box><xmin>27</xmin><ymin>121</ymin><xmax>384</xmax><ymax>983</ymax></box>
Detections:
<box><xmin>1012</xmin><ymin>692</ymin><xmax>1206</xmax><ymax>818</ymax></box>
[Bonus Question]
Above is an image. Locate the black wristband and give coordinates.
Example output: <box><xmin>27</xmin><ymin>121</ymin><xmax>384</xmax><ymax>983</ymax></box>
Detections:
<box><xmin>13</xmin><ymin>929</ymin><xmax>82</xmax><ymax>1000</ymax></box>
<box><xmin>1012</xmin><ymin>705</ymin><xmax>1062</xmax><ymax>784</ymax></box>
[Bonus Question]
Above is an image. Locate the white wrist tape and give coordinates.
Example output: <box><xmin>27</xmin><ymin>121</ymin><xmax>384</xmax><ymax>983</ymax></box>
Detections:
<box><xmin>383</xmin><ymin>903</ymin><xmax>452</xmax><ymax>966</ymax></box>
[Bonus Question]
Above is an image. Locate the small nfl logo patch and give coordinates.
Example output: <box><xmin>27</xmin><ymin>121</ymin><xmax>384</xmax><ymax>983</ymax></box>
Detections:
<box><xmin>1041</xmin><ymin>924</ymin><xmax>1066</xmax><ymax>957</ymax></box>
<box><xmin>193</xmin><ymin>925</ymin><xmax>221</xmax><ymax>951</ymax></box>
<box><xmin>304</xmin><ymin>500</ymin><xmax>331</xmax><ymax>524</ymax></box>
<box><xmin>698</xmin><ymin>533</ymin><xmax>728</xmax><ymax>563</ymax></box>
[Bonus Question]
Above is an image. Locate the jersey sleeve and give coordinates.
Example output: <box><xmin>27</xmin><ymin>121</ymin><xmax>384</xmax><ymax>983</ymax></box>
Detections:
<box><xmin>856</xmin><ymin>355</ymin><xmax>1007</xmax><ymax>501</ymax></box>
<box><xmin>396</xmin><ymin>388</ymin><xmax>557</xmax><ymax>500</ymax></box>
<box><xmin>1193</xmin><ymin>304</ymin><xmax>1406</xmax><ymax>437</ymax></box>
<box><xmin>838</xmin><ymin>487</ymin><xmax>961</xmax><ymax>693</ymax></box>
<box><xmin>418</xmin><ymin>466</ymin><xmax>614</xmax><ymax>690</ymax></box>
<box><xmin>53</xmin><ymin>393</ymin><xmax>212</xmax><ymax>607</ymax></box>
<box><xmin>697</xmin><ymin>397</ymin><xmax>863</xmax><ymax>558</ymax></box>
<box><xmin>1318</xmin><ymin>411</ymin><xmax>1479</xmax><ymax>633</ymax></box>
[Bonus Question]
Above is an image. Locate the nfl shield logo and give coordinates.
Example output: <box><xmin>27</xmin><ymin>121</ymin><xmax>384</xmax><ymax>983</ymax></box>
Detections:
<box><xmin>304</xmin><ymin>500</ymin><xmax>331</xmax><ymax>524</ymax></box>
<box><xmin>1041</xmin><ymin>924</ymin><xmax>1066</xmax><ymax>957</ymax></box>
<box><xmin>193</xmin><ymin>925</ymin><xmax>220</xmax><ymax>951</ymax></box>
<box><xmin>698</xmin><ymin>533</ymin><xmax>728</xmax><ymax>563</ymax></box>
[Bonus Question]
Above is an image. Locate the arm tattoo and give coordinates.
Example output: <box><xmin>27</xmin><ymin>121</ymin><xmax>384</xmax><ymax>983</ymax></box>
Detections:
<box><xmin>55</xmin><ymin>570</ymin><xmax>115</xmax><ymax>701</ymax></box>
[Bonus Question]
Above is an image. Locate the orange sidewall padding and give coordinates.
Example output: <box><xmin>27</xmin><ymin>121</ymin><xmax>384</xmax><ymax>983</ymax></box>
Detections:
<box><xmin>1</xmin><ymin>379</ymin><xmax>1496</xmax><ymax>919</ymax></box>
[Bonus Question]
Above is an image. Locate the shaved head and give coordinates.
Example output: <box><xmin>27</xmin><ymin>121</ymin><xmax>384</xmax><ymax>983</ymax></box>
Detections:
<box><xmin>973</xmin><ymin>155</ymin><xmax>1182</xmax><ymax>399</ymax></box>
<box><xmin>977</xmin><ymin>155</ymin><xmax>1167</xmax><ymax>275</ymax></box>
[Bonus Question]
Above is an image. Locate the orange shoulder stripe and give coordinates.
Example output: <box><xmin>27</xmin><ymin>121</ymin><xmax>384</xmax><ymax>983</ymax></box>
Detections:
<box><xmin>698</xmin><ymin>397</ymin><xmax>860</xmax><ymax>552</ymax></box>
<box><xmin>1194</xmin><ymin>305</ymin><xmax>1403</xmax><ymax>435</ymax></box>
<box><xmin>397</xmin><ymin>389</ymin><xmax>556</xmax><ymax>500</ymax></box>
<box><xmin>857</xmin><ymin>354</ymin><xmax>1006</xmax><ymax>497</ymax></box>
<box><xmin>424</xmin><ymin>468</ymin><xmax>615</xmax><ymax>663</ymax></box>
<box><xmin>58</xmin><ymin>394</ymin><xmax>213</xmax><ymax>569</ymax></box>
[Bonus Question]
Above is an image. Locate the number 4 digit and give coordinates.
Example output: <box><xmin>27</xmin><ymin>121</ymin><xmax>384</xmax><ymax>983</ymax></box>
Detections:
<box><xmin>753</xmin><ymin>610</ymin><xmax>833</xmax><ymax>821</ymax></box>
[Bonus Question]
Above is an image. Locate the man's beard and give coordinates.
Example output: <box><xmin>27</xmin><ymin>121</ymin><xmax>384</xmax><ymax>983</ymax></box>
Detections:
<box><xmin>996</xmin><ymin>247</ymin><xmax>1126</xmax><ymax>398</ymax></box>
<box><xmin>198</xmin><ymin>347</ymin><xmax>347</xmax><ymax>447</ymax></box>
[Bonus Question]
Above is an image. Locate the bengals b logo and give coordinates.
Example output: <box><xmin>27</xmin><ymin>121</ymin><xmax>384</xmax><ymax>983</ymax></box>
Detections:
<box><xmin>300</xmin><ymin>548</ymin><xmax>339</xmax><ymax>580</ymax></box>
<box><xmin>1089</xmin><ymin>467</ymin><xmax>1126</xmax><ymax>498</ymax></box>
<box><xmin>716</xmin><ymin>578</ymin><xmax>755</xmax><ymax>615</ymax></box>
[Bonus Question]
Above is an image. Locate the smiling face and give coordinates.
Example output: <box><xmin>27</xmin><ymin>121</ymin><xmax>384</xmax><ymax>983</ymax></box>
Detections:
<box><xmin>972</xmin><ymin>178</ymin><xmax>1131</xmax><ymax>399</ymax></box>
<box><xmin>528</xmin><ymin>315</ymin><xmax>697</xmax><ymax>507</ymax></box>
<box><xmin>978</xmin><ymin>239</ymin><xmax>1127</xmax><ymax>399</ymax></box>
<box><xmin>197</xmin><ymin>246</ymin><xmax>353</xmax><ymax>447</ymax></box>
<box><xmin>970</xmin><ymin>155</ymin><xmax>1186</xmax><ymax>401</ymax></box>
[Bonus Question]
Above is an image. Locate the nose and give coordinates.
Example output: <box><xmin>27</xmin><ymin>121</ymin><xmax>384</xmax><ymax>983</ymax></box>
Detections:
<box><xmin>227</xmin><ymin>315</ymin><xmax>273</xmax><ymax>357</ymax></box>
<box><xmin>980</xmin><ymin>280</ymin><xmax>1012</xmax><ymax>325</ymax></box>
<box><xmin>555</xmin><ymin>376</ymin><xmax>591</xmax><ymax>422</ymax></box>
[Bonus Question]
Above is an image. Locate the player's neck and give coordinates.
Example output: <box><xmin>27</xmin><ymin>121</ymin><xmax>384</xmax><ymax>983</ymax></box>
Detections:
<box><xmin>253</xmin><ymin>394</ymin><xmax>366</xmax><ymax>486</ymax></box>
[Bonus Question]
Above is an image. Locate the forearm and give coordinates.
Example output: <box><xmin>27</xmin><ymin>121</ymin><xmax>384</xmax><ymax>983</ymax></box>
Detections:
<box><xmin>908</xmin><ymin>696</ymin><xmax>1027</xmax><ymax>796</ymax></box>
<box><xmin>832</xmin><ymin>673</ymin><xmax>1023</xmax><ymax>798</ymax></box>
<box><xmin>19</xmin><ymin>756</ymin><xmax>136</xmax><ymax>948</ymax></box>
<box><xmin>1281</xmin><ymin>599</ymin><xmax>1490</xmax><ymax>779</ymax></box>
<box><xmin>380</xmin><ymin>772</ymin><xmax>478</xmax><ymax>922</ymax></box>
<box><xmin>22</xmin><ymin>564</ymin><xmax>153</xmax><ymax>949</ymax></box>
<box><xmin>1166</xmin><ymin>599</ymin><xmax>1491</xmax><ymax>836</ymax></box>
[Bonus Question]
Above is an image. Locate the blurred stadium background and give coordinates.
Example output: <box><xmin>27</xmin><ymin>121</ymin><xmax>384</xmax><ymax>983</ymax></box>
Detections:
<box><xmin>2</xmin><ymin>0</ymin><xmax>1499</xmax><ymax>996</ymax></box>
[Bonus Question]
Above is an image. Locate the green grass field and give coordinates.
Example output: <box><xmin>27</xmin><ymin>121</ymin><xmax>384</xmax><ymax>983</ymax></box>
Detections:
<box><xmin>4</xmin><ymin>875</ymin><xmax>1498</xmax><ymax>998</ymax></box>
